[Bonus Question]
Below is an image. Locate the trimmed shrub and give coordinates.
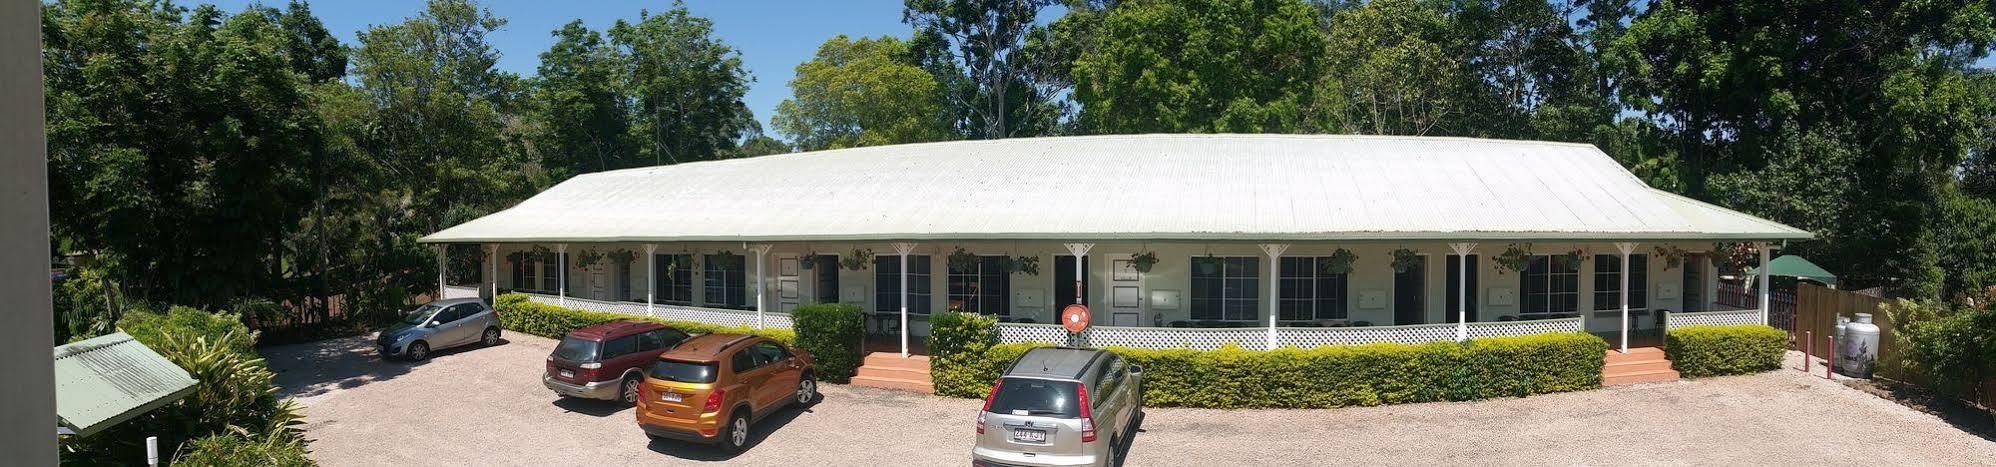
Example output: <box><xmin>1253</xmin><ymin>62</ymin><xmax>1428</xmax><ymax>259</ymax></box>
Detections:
<box><xmin>927</xmin><ymin>311</ymin><xmax>1001</xmax><ymax>397</ymax></box>
<box><xmin>792</xmin><ymin>303</ymin><xmax>865</xmax><ymax>383</ymax></box>
<box><xmin>494</xmin><ymin>293</ymin><xmax>795</xmax><ymax>344</ymax></box>
<box><xmin>1665</xmin><ymin>324</ymin><xmax>1787</xmax><ymax>377</ymax></box>
<box><xmin>931</xmin><ymin>331</ymin><xmax>1608</xmax><ymax>408</ymax></box>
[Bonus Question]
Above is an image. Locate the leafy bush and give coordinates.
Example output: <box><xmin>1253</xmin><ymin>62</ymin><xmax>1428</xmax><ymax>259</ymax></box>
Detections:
<box><xmin>173</xmin><ymin>430</ymin><xmax>313</xmax><ymax>466</ymax></box>
<box><xmin>494</xmin><ymin>293</ymin><xmax>795</xmax><ymax>344</ymax></box>
<box><xmin>932</xmin><ymin>330</ymin><xmax>1607</xmax><ymax>408</ymax></box>
<box><xmin>1899</xmin><ymin>305</ymin><xmax>1996</xmax><ymax>401</ymax></box>
<box><xmin>64</xmin><ymin>307</ymin><xmax>304</xmax><ymax>465</ymax></box>
<box><xmin>791</xmin><ymin>303</ymin><xmax>864</xmax><ymax>383</ymax></box>
<box><xmin>927</xmin><ymin>311</ymin><xmax>1002</xmax><ymax>397</ymax></box>
<box><xmin>1665</xmin><ymin>324</ymin><xmax>1787</xmax><ymax>377</ymax></box>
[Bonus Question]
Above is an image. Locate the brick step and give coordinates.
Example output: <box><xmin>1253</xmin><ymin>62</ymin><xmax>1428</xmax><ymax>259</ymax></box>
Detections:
<box><xmin>1604</xmin><ymin>347</ymin><xmax>1668</xmax><ymax>364</ymax></box>
<box><xmin>862</xmin><ymin>352</ymin><xmax>932</xmax><ymax>370</ymax></box>
<box><xmin>857</xmin><ymin>365</ymin><xmax>931</xmax><ymax>381</ymax></box>
<box><xmin>1604</xmin><ymin>359</ymin><xmax>1675</xmax><ymax>373</ymax></box>
<box><xmin>851</xmin><ymin>375</ymin><xmax>935</xmax><ymax>394</ymax></box>
<box><xmin>1603</xmin><ymin>368</ymin><xmax>1681</xmax><ymax>386</ymax></box>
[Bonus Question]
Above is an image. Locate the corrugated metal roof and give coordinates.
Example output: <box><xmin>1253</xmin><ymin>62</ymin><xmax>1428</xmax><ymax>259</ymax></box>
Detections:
<box><xmin>54</xmin><ymin>332</ymin><xmax>197</xmax><ymax>438</ymax></box>
<box><xmin>421</xmin><ymin>134</ymin><xmax>1812</xmax><ymax>243</ymax></box>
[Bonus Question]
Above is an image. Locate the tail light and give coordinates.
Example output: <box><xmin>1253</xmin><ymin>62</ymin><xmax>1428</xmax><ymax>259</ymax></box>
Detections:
<box><xmin>976</xmin><ymin>379</ymin><xmax>1004</xmax><ymax>434</ymax></box>
<box><xmin>1076</xmin><ymin>383</ymin><xmax>1096</xmax><ymax>443</ymax></box>
<box><xmin>703</xmin><ymin>388</ymin><xmax>726</xmax><ymax>413</ymax></box>
<box><xmin>580</xmin><ymin>362</ymin><xmax>602</xmax><ymax>369</ymax></box>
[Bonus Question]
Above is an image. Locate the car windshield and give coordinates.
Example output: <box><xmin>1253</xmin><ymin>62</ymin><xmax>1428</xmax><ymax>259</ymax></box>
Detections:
<box><xmin>987</xmin><ymin>378</ymin><xmax>1081</xmax><ymax>418</ymax></box>
<box><xmin>552</xmin><ymin>337</ymin><xmax>600</xmax><ymax>362</ymax></box>
<box><xmin>649</xmin><ymin>359</ymin><xmax>717</xmax><ymax>383</ymax></box>
<box><xmin>399</xmin><ymin>304</ymin><xmax>441</xmax><ymax>326</ymax></box>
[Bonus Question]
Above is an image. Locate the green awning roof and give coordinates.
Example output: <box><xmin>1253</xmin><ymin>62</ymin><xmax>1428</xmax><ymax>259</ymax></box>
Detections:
<box><xmin>1747</xmin><ymin>255</ymin><xmax>1838</xmax><ymax>287</ymax></box>
<box><xmin>54</xmin><ymin>332</ymin><xmax>197</xmax><ymax>438</ymax></box>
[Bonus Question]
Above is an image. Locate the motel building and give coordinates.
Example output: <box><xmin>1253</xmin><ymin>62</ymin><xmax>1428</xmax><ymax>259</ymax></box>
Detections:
<box><xmin>422</xmin><ymin>134</ymin><xmax>1811</xmax><ymax>389</ymax></box>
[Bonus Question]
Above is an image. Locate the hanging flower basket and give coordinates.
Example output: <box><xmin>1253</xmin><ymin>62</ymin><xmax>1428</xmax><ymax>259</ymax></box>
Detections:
<box><xmin>607</xmin><ymin>248</ymin><xmax>636</xmax><ymax>267</ymax></box>
<box><xmin>576</xmin><ymin>248</ymin><xmax>605</xmax><ymax>272</ymax></box>
<box><xmin>1015</xmin><ymin>256</ymin><xmax>1041</xmax><ymax>276</ymax></box>
<box><xmin>1495</xmin><ymin>243</ymin><xmax>1533</xmax><ymax>275</ymax></box>
<box><xmin>1551</xmin><ymin>248</ymin><xmax>1586</xmax><ymax>270</ymax></box>
<box><xmin>1320</xmin><ymin>248</ymin><xmax>1357</xmax><ymax>275</ymax></box>
<box><xmin>1711</xmin><ymin>242</ymin><xmax>1756</xmax><ymax>275</ymax></box>
<box><xmin>947</xmin><ymin>247</ymin><xmax>979</xmax><ymax>273</ymax></box>
<box><xmin>840</xmin><ymin>248</ymin><xmax>874</xmax><ymax>271</ymax></box>
<box><xmin>1390</xmin><ymin>248</ymin><xmax>1421</xmax><ymax>273</ymax></box>
<box><xmin>1195</xmin><ymin>256</ymin><xmax>1220</xmax><ymax>275</ymax></box>
<box><xmin>800</xmin><ymin>251</ymin><xmax>817</xmax><ymax>270</ymax></box>
<box><xmin>1129</xmin><ymin>251</ymin><xmax>1159</xmax><ymax>274</ymax></box>
<box><xmin>1652</xmin><ymin>245</ymin><xmax>1688</xmax><ymax>270</ymax></box>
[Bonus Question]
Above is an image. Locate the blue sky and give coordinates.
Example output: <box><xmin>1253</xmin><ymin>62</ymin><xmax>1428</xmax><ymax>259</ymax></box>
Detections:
<box><xmin>202</xmin><ymin>0</ymin><xmax>920</xmax><ymax>134</ymax></box>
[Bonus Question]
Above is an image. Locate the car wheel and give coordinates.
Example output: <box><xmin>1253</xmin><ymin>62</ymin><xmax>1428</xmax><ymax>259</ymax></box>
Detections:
<box><xmin>795</xmin><ymin>374</ymin><xmax>817</xmax><ymax>405</ymax></box>
<box><xmin>481</xmin><ymin>327</ymin><xmax>500</xmax><ymax>347</ymax></box>
<box><xmin>406</xmin><ymin>341</ymin><xmax>429</xmax><ymax>361</ymax></box>
<box><xmin>722</xmin><ymin>411</ymin><xmax>751</xmax><ymax>453</ymax></box>
<box><xmin>620</xmin><ymin>376</ymin><xmax>642</xmax><ymax>406</ymax></box>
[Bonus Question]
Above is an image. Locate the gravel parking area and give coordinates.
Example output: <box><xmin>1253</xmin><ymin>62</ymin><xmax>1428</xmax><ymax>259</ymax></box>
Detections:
<box><xmin>266</xmin><ymin>334</ymin><xmax>1996</xmax><ymax>466</ymax></box>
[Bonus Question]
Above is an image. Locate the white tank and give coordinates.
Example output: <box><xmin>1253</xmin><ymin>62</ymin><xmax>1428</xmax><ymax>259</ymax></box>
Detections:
<box><xmin>1838</xmin><ymin>313</ymin><xmax>1880</xmax><ymax>378</ymax></box>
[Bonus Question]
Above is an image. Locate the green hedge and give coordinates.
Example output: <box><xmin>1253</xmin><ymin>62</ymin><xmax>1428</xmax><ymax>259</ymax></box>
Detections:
<box><xmin>927</xmin><ymin>311</ymin><xmax>1609</xmax><ymax>408</ymax></box>
<box><xmin>792</xmin><ymin>303</ymin><xmax>864</xmax><ymax>383</ymax></box>
<box><xmin>1665</xmin><ymin>324</ymin><xmax>1787</xmax><ymax>377</ymax></box>
<box><xmin>494</xmin><ymin>293</ymin><xmax>795</xmax><ymax>344</ymax></box>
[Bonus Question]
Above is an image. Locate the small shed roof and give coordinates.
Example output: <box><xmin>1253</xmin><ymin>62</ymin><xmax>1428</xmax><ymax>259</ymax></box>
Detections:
<box><xmin>54</xmin><ymin>332</ymin><xmax>197</xmax><ymax>438</ymax></box>
<box><xmin>421</xmin><ymin>134</ymin><xmax>1812</xmax><ymax>243</ymax></box>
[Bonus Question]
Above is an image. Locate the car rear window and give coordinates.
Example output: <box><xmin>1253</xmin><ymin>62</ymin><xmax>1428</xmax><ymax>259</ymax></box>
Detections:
<box><xmin>987</xmin><ymin>378</ymin><xmax>1081</xmax><ymax>418</ymax></box>
<box><xmin>649</xmin><ymin>359</ymin><xmax>717</xmax><ymax>383</ymax></box>
<box><xmin>552</xmin><ymin>336</ymin><xmax>599</xmax><ymax>362</ymax></box>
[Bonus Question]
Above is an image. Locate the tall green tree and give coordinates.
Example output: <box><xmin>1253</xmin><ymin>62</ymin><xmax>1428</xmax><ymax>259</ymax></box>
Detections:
<box><xmin>1315</xmin><ymin>0</ymin><xmax>1472</xmax><ymax>135</ymax></box>
<box><xmin>609</xmin><ymin>3</ymin><xmax>759</xmax><ymax>165</ymax></box>
<box><xmin>1069</xmin><ymin>0</ymin><xmax>1326</xmax><ymax>133</ymax></box>
<box><xmin>904</xmin><ymin>0</ymin><xmax>1069</xmax><ymax>138</ymax></box>
<box><xmin>774</xmin><ymin>35</ymin><xmax>952</xmax><ymax>151</ymax></box>
<box><xmin>531</xmin><ymin>20</ymin><xmax>632</xmax><ymax>177</ymax></box>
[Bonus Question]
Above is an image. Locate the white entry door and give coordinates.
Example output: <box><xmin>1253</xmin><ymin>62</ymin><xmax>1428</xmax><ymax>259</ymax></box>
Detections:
<box><xmin>777</xmin><ymin>257</ymin><xmax>800</xmax><ymax>312</ymax></box>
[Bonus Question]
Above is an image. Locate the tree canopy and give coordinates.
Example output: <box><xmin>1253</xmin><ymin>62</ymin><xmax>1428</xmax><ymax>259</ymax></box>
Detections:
<box><xmin>775</xmin><ymin>35</ymin><xmax>953</xmax><ymax>151</ymax></box>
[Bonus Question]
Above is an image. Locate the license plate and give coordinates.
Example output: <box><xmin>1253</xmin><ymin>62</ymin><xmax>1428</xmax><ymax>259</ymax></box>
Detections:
<box><xmin>661</xmin><ymin>392</ymin><xmax>683</xmax><ymax>403</ymax></box>
<box><xmin>559</xmin><ymin>369</ymin><xmax>574</xmax><ymax>378</ymax></box>
<box><xmin>1011</xmin><ymin>428</ymin><xmax>1046</xmax><ymax>443</ymax></box>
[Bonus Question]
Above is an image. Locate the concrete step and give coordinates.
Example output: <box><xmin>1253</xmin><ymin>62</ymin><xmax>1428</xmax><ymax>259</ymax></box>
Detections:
<box><xmin>862</xmin><ymin>352</ymin><xmax>932</xmax><ymax>371</ymax></box>
<box><xmin>1603</xmin><ymin>368</ymin><xmax>1681</xmax><ymax>386</ymax></box>
<box><xmin>851</xmin><ymin>375</ymin><xmax>935</xmax><ymax>394</ymax></box>
<box><xmin>857</xmin><ymin>365</ymin><xmax>932</xmax><ymax>381</ymax></box>
<box><xmin>1604</xmin><ymin>359</ymin><xmax>1675</xmax><ymax>373</ymax></box>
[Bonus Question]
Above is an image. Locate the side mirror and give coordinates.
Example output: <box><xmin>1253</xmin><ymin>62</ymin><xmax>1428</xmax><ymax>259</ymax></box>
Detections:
<box><xmin>428</xmin><ymin>320</ymin><xmax>442</xmax><ymax>328</ymax></box>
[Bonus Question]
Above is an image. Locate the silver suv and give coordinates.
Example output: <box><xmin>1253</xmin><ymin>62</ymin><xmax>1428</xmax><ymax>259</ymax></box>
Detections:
<box><xmin>375</xmin><ymin>298</ymin><xmax>501</xmax><ymax>360</ymax></box>
<box><xmin>972</xmin><ymin>347</ymin><xmax>1144</xmax><ymax>467</ymax></box>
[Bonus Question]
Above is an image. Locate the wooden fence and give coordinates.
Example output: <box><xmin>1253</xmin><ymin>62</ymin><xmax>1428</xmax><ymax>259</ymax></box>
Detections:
<box><xmin>1793</xmin><ymin>283</ymin><xmax>1899</xmax><ymax>379</ymax></box>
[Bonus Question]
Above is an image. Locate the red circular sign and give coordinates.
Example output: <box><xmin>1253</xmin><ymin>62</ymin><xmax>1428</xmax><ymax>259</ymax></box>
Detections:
<box><xmin>1061</xmin><ymin>304</ymin><xmax>1091</xmax><ymax>333</ymax></box>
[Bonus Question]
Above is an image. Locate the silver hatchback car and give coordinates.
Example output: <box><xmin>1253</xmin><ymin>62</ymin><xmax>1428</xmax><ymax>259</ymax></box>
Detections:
<box><xmin>375</xmin><ymin>298</ymin><xmax>502</xmax><ymax>360</ymax></box>
<box><xmin>972</xmin><ymin>347</ymin><xmax>1144</xmax><ymax>467</ymax></box>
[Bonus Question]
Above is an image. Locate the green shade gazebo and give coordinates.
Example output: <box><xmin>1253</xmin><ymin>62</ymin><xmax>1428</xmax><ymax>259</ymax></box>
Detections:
<box><xmin>1747</xmin><ymin>255</ymin><xmax>1838</xmax><ymax>288</ymax></box>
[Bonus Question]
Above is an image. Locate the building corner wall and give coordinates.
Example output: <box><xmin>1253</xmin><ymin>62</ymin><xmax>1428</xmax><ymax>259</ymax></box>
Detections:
<box><xmin>1</xmin><ymin>0</ymin><xmax>59</xmax><ymax>462</ymax></box>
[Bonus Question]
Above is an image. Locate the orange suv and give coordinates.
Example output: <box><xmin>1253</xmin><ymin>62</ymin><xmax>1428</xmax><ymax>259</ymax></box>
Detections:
<box><xmin>634</xmin><ymin>334</ymin><xmax>816</xmax><ymax>452</ymax></box>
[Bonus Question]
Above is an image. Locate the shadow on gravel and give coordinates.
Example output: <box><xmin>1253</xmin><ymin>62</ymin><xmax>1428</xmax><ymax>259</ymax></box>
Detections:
<box><xmin>264</xmin><ymin>335</ymin><xmax>509</xmax><ymax>398</ymax></box>
<box><xmin>645</xmin><ymin>403</ymin><xmax>817</xmax><ymax>461</ymax></box>
<box><xmin>553</xmin><ymin>397</ymin><xmax>633</xmax><ymax>417</ymax></box>
<box><xmin>1850</xmin><ymin>379</ymin><xmax>1996</xmax><ymax>443</ymax></box>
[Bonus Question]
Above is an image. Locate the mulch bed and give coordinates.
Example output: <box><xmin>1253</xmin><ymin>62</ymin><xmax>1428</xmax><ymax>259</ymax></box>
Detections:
<box><xmin>1844</xmin><ymin>378</ymin><xmax>1996</xmax><ymax>442</ymax></box>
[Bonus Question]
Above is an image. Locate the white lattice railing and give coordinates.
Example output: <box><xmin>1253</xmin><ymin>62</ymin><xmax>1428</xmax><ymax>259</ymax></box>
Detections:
<box><xmin>995</xmin><ymin>317</ymin><xmax>1585</xmax><ymax>351</ymax></box>
<box><xmin>442</xmin><ymin>285</ymin><xmax>481</xmax><ymax>299</ymax></box>
<box><xmin>1664</xmin><ymin>309</ymin><xmax>1762</xmax><ymax>331</ymax></box>
<box><xmin>518</xmin><ymin>292</ymin><xmax>793</xmax><ymax>330</ymax></box>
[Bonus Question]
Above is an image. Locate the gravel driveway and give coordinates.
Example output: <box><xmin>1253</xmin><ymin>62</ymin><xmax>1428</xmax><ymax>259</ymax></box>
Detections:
<box><xmin>265</xmin><ymin>333</ymin><xmax>1996</xmax><ymax>466</ymax></box>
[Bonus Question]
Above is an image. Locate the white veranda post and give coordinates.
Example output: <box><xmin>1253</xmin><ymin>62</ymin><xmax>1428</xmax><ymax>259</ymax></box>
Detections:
<box><xmin>1259</xmin><ymin>244</ymin><xmax>1289</xmax><ymax>350</ymax></box>
<box><xmin>1061</xmin><ymin>243</ymin><xmax>1094</xmax><ymax>347</ymax></box>
<box><xmin>644</xmin><ymin>244</ymin><xmax>657</xmax><ymax>316</ymax></box>
<box><xmin>486</xmin><ymin>244</ymin><xmax>497</xmax><ymax>301</ymax></box>
<box><xmin>557</xmin><ymin>244</ymin><xmax>568</xmax><ymax>306</ymax></box>
<box><xmin>1615</xmin><ymin>242</ymin><xmax>1638</xmax><ymax>353</ymax></box>
<box><xmin>750</xmin><ymin>244</ymin><xmax>771</xmax><ymax>329</ymax></box>
<box><xmin>1757</xmin><ymin>242</ymin><xmax>1771</xmax><ymax>324</ymax></box>
<box><xmin>434</xmin><ymin>245</ymin><xmax>446</xmax><ymax>301</ymax></box>
<box><xmin>1449</xmin><ymin>243</ymin><xmax>1478</xmax><ymax>342</ymax></box>
<box><xmin>893</xmin><ymin>242</ymin><xmax>919</xmax><ymax>357</ymax></box>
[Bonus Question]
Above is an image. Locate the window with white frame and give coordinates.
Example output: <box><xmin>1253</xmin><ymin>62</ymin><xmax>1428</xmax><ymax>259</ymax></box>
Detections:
<box><xmin>1191</xmin><ymin>257</ymin><xmax>1259</xmax><ymax>321</ymax></box>
<box><xmin>1593</xmin><ymin>254</ymin><xmax>1648</xmax><ymax>310</ymax></box>
<box><xmin>1278</xmin><ymin>257</ymin><xmax>1346</xmax><ymax>320</ymax></box>
<box><xmin>875</xmin><ymin>255</ymin><xmax>932</xmax><ymax>314</ymax></box>
<box><xmin>947</xmin><ymin>256</ymin><xmax>1010</xmax><ymax>315</ymax></box>
<box><xmin>541</xmin><ymin>252</ymin><xmax>563</xmax><ymax>292</ymax></box>
<box><xmin>654</xmin><ymin>254</ymin><xmax>693</xmax><ymax>304</ymax></box>
<box><xmin>703</xmin><ymin>253</ymin><xmax>748</xmax><ymax>310</ymax></box>
<box><xmin>1521</xmin><ymin>255</ymin><xmax>1579</xmax><ymax>314</ymax></box>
